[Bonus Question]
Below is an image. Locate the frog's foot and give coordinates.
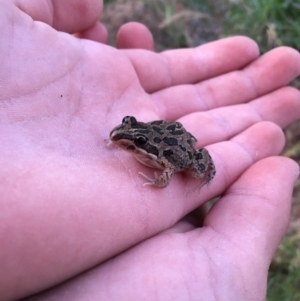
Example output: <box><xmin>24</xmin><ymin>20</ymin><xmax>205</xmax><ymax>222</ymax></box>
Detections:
<box><xmin>186</xmin><ymin>148</ymin><xmax>216</xmax><ymax>191</ymax></box>
<box><xmin>138</xmin><ymin>168</ymin><xmax>175</xmax><ymax>188</ymax></box>
<box><xmin>205</xmin><ymin>161</ymin><xmax>216</xmax><ymax>188</ymax></box>
<box><xmin>105</xmin><ymin>138</ymin><xmax>113</xmax><ymax>147</ymax></box>
<box><xmin>138</xmin><ymin>172</ymin><xmax>158</xmax><ymax>186</ymax></box>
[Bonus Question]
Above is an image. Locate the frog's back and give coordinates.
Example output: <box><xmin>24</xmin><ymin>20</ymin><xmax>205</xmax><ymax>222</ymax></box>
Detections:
<box><xmin>147</xmin><ymin>120</ymin><xmax>197</xmax><ymax>172</ymax></box>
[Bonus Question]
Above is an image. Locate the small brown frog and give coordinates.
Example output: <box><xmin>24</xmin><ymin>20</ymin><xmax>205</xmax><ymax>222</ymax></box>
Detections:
<box><xmin>109</xmin><ymin>116</ymin><xmax>216</xmax><ymax>189</ymax></box>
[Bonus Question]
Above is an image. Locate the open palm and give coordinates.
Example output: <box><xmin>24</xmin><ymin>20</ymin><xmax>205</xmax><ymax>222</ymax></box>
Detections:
<box><xmin>1</xmin><ymin>1</ymin><xmax>300</xmax><ymax>300</ymax></box>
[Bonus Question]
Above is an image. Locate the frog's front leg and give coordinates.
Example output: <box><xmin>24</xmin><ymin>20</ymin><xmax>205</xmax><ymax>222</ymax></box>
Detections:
<box><xmin>186</xmin><ymin>148</ymin><xmax>216</xmax><ymax>188</ymax></box>
<box><xmin>138</xmin><ymin>159</ymin><xmax>175</xmax><ymax>188</ymax></box>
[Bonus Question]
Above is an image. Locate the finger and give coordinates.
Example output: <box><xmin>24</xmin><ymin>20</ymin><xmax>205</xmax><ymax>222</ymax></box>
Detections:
<box><xmin>153</xmin><ymin>47</ymin><xmax>300</xmax><ymax>120</ymax></box>
<box><xmin>202</xmin><ymin>122</ymin><xmax>285</xmax><ymax>195</ymax></box>
<box><xmin>178</xmin><ymin>86</ymin><xmax>300</xmax><ymax>146</ymax></box>
<box><xmin>204</xmin><ymin>156</ymin><xmax>298</xmax><ymax>263</ymax></box>
<box><xmin>250</xmin><ymin>86</ymin><xmax>300</xmax><ymax>128</ymax></box>
<box><xmin>76</xmin><ymin>22</ymin><xmax>108</xmax><ymax>44</ymax></box>
<box><xmin>116</xmin><ymin>22</ymin><xmax>154</xmax><ymax>51</ymax></box>
<box><xmin>123</xmin><ymin>36</ymin><xmax>259</xmax><ymax>93</ymax></box>
<box><xmin>15</xmin><ymin>0</ymin><xmax>103</xmax><ymax>33</ymax></box>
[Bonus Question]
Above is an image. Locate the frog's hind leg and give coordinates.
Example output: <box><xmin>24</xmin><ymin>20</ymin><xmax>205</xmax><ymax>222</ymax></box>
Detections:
<box><xmin>186</xmin><ymin>148</ymin><xmax>216</xmax><ymax>190</ymax></box>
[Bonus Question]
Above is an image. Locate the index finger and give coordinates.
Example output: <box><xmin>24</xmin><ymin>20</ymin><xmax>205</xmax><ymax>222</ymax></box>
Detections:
<box><xmin>153</xmin><ymin>47</ymin><xmax>300</xmax><ymax>121</ymax></box>
<box><xmin>123</xmin><ymin>36</ymin><xmax>259</xmax><ymax>93</ymax></box>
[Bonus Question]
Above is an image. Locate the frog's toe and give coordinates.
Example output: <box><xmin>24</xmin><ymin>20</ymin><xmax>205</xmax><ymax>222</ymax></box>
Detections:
<box><xmin>138</xmin><ymin>172</ymin><xmax>156</xmax><ymax>186</ymax></box>
<box><xmin>138</xmin><ymin>171</ymin><xmax>169</xmax><ymax>188</ymax></box>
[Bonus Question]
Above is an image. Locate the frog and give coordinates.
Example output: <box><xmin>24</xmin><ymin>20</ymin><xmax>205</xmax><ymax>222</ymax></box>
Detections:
<box><xmin>109</xmin><ymin>116</ymin><xmax>216</xmax><ymax>189</ymax></box>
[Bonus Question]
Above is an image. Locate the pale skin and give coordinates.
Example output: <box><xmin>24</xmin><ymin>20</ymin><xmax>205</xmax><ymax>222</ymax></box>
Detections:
<box><xmin>1</xmin><ymin>1</ymin><xmax>300</xmax><ymax>301</ymax></box>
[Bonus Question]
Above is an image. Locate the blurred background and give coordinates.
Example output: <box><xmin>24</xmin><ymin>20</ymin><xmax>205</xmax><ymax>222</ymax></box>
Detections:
<box><xmin>101</xmin><ymin>0</ymin><xmax>300</xmax><ymax>299</ymax></box>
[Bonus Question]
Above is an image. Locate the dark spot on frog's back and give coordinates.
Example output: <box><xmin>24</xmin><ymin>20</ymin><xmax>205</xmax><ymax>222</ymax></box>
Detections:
<box><xmin>163</xmin><ymin>149</ymin><xmax>173</xmax><ymax>157</ymax></box>
<box><xmin>166</xmin><ymin>124</ymin><xmax>176</xmax><ymax>131</ymax></box>
<box><xmin>146</xmin><ymin>145</ymin><xmax>159</xmax><ymax>157</ymax></box>
<box><xmin>195</xmin><ymin>152</ymin><xmax>203</xmax><ymax>160</ymax></box>
<box><xmin>198</xmin><ymin>163</ymin><xmax>206</xmax><ymax>173</ymax></box>
<box><xmin>166</xmin><ymin>125</ymin><xmax>183</xmax><ymax>136</ymax></box>
<box><xmin>163</xmin><ymin>137</ymin><xmax>178</xmax><ymax>146</ymax></box>
<box><xmin>153</xmin><ymin>137</ymin><xmax>162</xmax><ymax>144</ymax></box>
<box><xmin>179</xmin><ymin>145</ymin><xmax>186</xmax><ymax>152</ymax></box>
<box><xmin>152</xmin><ymin>126</ymin><xmax>164</xmax><ymax>135</ymax></box>
<box><xmin>151</xmin><ymin>120</ymin><xmax>164</xmax><ymax>126</ymax></box>
<box><xmin>170</xmin><ymin>129</ymin><xmax>184</xmax><ymax>136</ymax></box>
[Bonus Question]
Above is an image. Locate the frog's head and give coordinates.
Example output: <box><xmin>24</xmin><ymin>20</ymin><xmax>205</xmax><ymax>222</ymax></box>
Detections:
<box><xmin>109</xmin><ymin>116</ymin><xmax>154</xmax><ymax>154</ymax></box>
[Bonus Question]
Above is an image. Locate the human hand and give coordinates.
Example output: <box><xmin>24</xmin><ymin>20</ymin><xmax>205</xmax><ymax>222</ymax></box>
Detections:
<box><xmin>25</xmin><ymin>157</ymin><xmax>299</xmax><ymax>301</ymax></box>
<box><xmin>1</xmin><ymin>0</ymin><xmax>300</xmax><ymax>300</ymax></box>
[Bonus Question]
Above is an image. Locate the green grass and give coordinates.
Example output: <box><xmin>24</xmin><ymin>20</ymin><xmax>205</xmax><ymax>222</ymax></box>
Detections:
<box><xmin>144</xmin><ymin>0</ymin><xmax>226</xmax><ymax>48</ymax></box>
<box><xmin>267</xmin><ymin>232</ymin><xmax>300</xmax><ymax>300</ymax></box>
<box><xmin>143</xmin><ymin>0</ymin><xmax>300</xmax><ymax>51</ymax></box>
<box><xmin>224</xmin><ymin>0</ymin><xmax>300</xmax><ymax>52</ymax></box>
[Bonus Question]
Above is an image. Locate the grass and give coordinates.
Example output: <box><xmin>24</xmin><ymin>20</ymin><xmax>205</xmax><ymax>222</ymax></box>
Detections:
<box><xmin>224</xmin><ymin>0</ymin><xmax>300</xmax><ymax>52</ymax></box>
<box><xmin>143</xmin><ymin>0</ymin><xmax>226</xmax><ymax>48</ymax></box>
<box><xmin>267</xmin><ymin>232</ymin><xmax>300</xmax><ymax>300</ymax></box>
<box><xmin>143</xmin><ymin>0</ymin><xmax>300</xmax><ymax>52</ymax></box>
<box><xmin>104</xmin><ymin>0</ymin><xmax>300</xmax><ymax>299</ymax></box>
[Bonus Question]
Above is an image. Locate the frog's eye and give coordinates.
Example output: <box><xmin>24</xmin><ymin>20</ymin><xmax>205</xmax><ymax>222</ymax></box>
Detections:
<box><xmin>122</xmin><ymin>116</ymin><xmax>130</xmax><ymax>124</ymax></box>
<box><xmin>122</xmin><ymin>116</ymin><xmax>137</xmax><ymax>126</ymax></box>
<box><xmin>134</xmin><ymin>136</ymin><xmax>148</xmax><ymax>147</ymax></box>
